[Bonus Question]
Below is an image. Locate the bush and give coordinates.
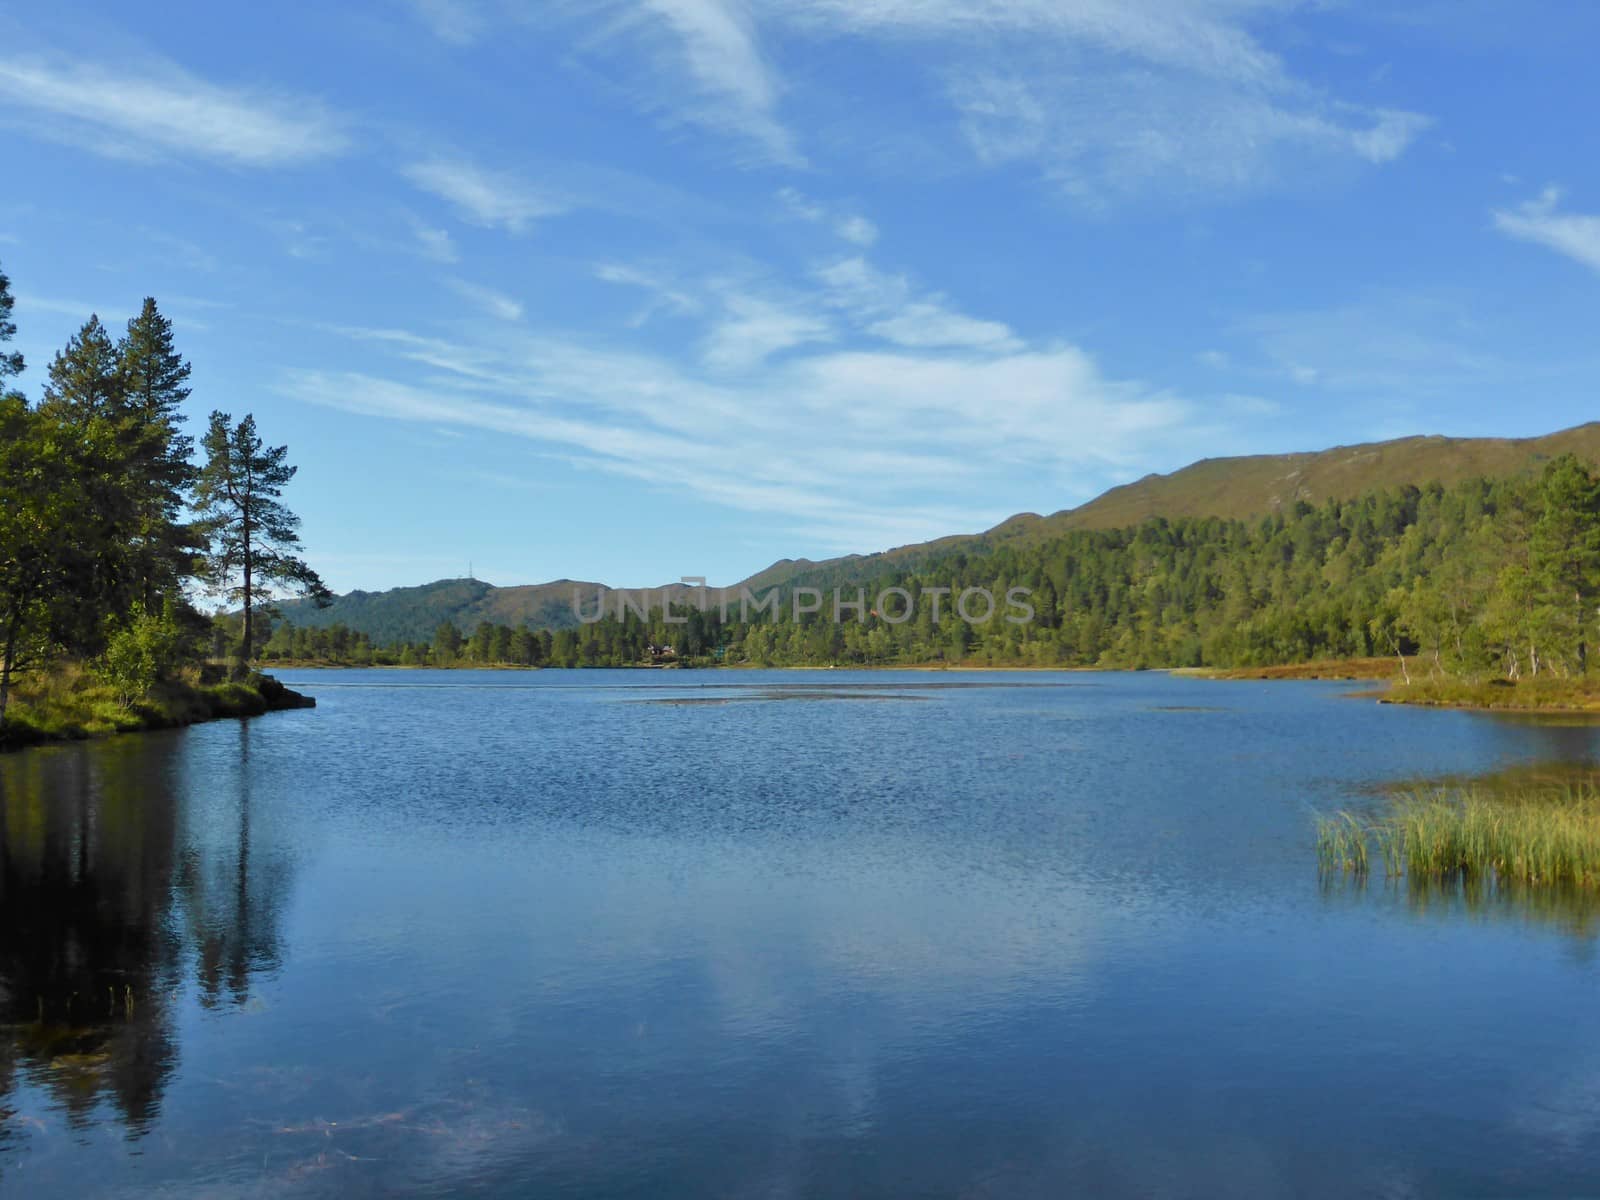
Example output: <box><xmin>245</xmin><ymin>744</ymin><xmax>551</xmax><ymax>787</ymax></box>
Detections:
<box><xmin>98</xmin><ymin>602</ymin><xmax>188</xmax><ymax>707</ymax></box>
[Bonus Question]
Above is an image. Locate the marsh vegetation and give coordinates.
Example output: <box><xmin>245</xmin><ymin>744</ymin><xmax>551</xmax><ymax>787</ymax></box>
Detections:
<box><xmin>1318</xmin><ymin>779</ymin><xmax>1600</xmax><ymax>892</ymax></box>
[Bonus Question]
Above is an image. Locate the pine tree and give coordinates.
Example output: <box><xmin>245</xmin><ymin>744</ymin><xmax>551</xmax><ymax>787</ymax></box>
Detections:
<box><xmin>194</xmin><ymin>412</ymin><xmax>330</xmax><ymax>671</ymax></box>
<box><xmin>38</xmin><ymin>316</ymin><xmax>142</xmax><ymax>649</ymax></box>
<box><xmin>40</xmin><ymin>315</ymin><xmax>123</xmax><ymax>419</ymax></box>
<box><xmin>118</xmin><ymin>299</ymin><xmax>199</xmax><ymax>606</ymax></box>
<box><xmin>0</xmin><ymin>259</ymin><xmax>23</xmax><ymax>391</ymax></box>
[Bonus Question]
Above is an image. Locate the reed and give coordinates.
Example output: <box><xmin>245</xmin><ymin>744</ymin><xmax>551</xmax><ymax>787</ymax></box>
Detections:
<box><xmin>1317</xmin><ymin>783</ymin><xmax>1600</xmax><ymax>890</ymax></box>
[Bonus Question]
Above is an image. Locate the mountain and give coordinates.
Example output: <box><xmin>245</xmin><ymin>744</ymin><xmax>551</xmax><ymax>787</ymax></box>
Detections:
<box><xmin>281</xmin><ymin>421</ymin><xmax>1600</xmax><ymax>643</ymax></box>
<box><xmin>276</xmin><ymin>576</ymin><xmax>706</xmax><ymax>644</ymax></box>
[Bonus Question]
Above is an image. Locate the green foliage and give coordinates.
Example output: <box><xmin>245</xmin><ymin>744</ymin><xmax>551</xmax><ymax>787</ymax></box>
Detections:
<box><xmin>0</xmin><ymin>662</ymin><xmax>310</xmax><ymax>750</ymax></box>
<box><xmin>195</xmin><ymin>411</ymin><xmax>330</xmax><ymax>669</ymax></box>
<box><xmin>0</xmin><ymin>272</ymin><xmax>321</xmax><ymax>739</ymax></box>
<box><xmin>98</xmin><ymin>602</ymin><xmax>188</xmax><ymax>707</ymax></box>
<box><xmin>117</xmin><ymin>298</ymin><xmax>201</xmax><ymax>607</ymax></box>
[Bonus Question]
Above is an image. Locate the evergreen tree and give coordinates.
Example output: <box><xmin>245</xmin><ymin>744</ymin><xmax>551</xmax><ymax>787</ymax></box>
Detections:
<box><xmin>0</xmin><ymin>259</ymin><xmax>23</xmax><ymax>392</ymax></box>
<box><xmin>118</xmin><ymin>299</ymin><xmax>199</xmax><ymax>606</ymax></box>
<box><xmin>194</xmin><ymin>412</ymin><xmax>329</xmax><ymax>671</ymax></box>
<box><xmin>38</xmin><ymin>316</ymin><xmax>142</xmax><ymax>650</ymax></box>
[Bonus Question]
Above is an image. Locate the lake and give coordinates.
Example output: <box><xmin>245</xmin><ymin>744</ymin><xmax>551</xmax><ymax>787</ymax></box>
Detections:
<box><xmin>3</xmin><ymin>668</ymin><xmax>1600</xmax><ymax>1197</ymax></box>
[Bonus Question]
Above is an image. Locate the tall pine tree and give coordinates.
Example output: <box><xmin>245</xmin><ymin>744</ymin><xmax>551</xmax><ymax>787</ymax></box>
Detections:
<box><xmin>119</xmin><ymin>299</ymin><xmax>199</xmax><ymax>606</ymax></box>
<box><xmin>38</xmin><ymin>316</ymin><xmax>140</xmax><ymax>650</ymax></box>
<box><xmin>195</xmin><ymin>412</ymin><xmax>329</xmax><ymax>670</ymax></box>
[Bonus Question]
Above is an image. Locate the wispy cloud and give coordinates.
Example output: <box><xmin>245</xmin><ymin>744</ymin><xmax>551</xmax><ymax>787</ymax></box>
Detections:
<box><xmin>776</xmin><ymin>187</ymin><xmax>879</xmax><ymax>247</ymax></box>
<box><xmin>788</xmin><ymin>0</ymin><xmax>1428</xmax><ymax>201</ymax></box>
<box><xmin>949</xmin><ymin>65</ymin><xmax>1429</xmax><ymax>203</ymax></box>
<box><xmin>402</xmin><ymin>159</ymin><xmax>567</xmax><ymax>232</ymax></box>
<box><xmin>0</xmin><ymin>55</ymin><xmax>347</xmax><ymax>166</ymax></box>
<box><xmin>700</xmin><ymin>291</ymin><xmax>833</xmax><ymax>371</ymax></box>
<box><xmin>398</xmin><ymin>2</ymin><xmax>1424</xmax><ymax>200</ymax></box>
<box><xmin>815</xmin><ymin>256</ymin><xmax>1021</xmax><ymax>353</ymax></box>
<box><xmin>447</xmin><ymin>278</ymin><xmax>525</xmax><ymax>321</ymax></box>
<box><xmin>1494</xmin><ymin>187</ymin><xmax>1600</xmax><ymax>274</ymax></box>
<box><xmin>555</xmin><ymin>0</ymin><xmax>802</xmax><ymax>166</ymax></box>
<box><xmin>284</xmin><ymin>238</ymin><xmax>1208</xmax><ymax>552</ymax></box>
<box><xmin>595</xmin><ymin>263</ymin><xmax>703</xmax><ymax>322</ymax></box>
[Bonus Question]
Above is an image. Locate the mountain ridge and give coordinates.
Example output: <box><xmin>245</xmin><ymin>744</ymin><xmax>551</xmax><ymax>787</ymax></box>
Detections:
<box><xmin>280</xmin><ymin>421</ymin><xmax>1600</xmax><ymax>643</ymax></box>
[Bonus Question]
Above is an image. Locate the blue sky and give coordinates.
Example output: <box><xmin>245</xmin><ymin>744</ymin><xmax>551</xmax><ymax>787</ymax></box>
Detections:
<box><xmin>3</xmin><ymin>1</ymin><xmax>1600</xmax><ymax>592</ymax></box>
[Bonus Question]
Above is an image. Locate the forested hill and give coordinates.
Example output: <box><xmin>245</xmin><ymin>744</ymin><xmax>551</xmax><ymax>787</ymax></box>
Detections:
<box><xmin>279</xmin><ymin>422</ymin><xmax>1600</xmax><ymax>645</ymax></box>
<box><xmin>276</xmin><ymin>577</ymin><xmax>668</xmax><ymax>645</ymax></box>
<box><xmin>742</xmin><ymin>421</ymin><xmax>1600</xmax><ymax>590</ymax></box>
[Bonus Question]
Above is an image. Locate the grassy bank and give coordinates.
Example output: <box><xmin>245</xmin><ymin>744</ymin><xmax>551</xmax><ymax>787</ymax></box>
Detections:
<box><xmin>0</xmin><ymin>665</ymin><xmax>313</xmax><ymax>752</ymax></box>
<box><xmin>1185</xmin><ymin>657</ymin><xmax>1600</xmax><ymax>712</ymax></box>
<box><xmin>1382</xmin><ymin>675</ymin><xmax>1600</xmax><ymax>711</ymax></box>
<box><xmin>1182</xmin><ymin>656</ymin><xmax>1407</xmax><ymax>681</ymax></box>
<box><xmin>1318</xmin><ymin>783</ymin><xmax>1600</xmax><ymax>891</ymax></box>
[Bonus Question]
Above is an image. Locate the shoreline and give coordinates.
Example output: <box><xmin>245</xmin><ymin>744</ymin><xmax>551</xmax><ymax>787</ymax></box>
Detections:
<box><xmin>0</xmin><ymin>673</ymin><xmax>315</xmax><ymax>753</ymax></box>
<box><xmin>263</xmin><ymin>657</ymin><xmax>1600</xmax><ymax>714</ymax></box>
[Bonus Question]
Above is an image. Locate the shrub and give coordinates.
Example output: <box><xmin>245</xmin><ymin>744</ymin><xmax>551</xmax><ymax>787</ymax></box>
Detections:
<box><xmin>98</xmin><ymin>602</ymin><xmax>187</xmax><ymax>707</ymax></box>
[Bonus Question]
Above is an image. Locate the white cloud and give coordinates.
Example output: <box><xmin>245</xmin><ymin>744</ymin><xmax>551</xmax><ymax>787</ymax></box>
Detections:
<box><xmin>700</xmin><ymin>291</ymin><xmax>833</xmax><ymax>371</ymax></box>
<box><xmin>400</xmin><ymin>2</ymin><xmax>1420</xmax><ymax>200</ymax></box>
<box><xmin>1494</xmin><ymin>187</ymin><xmax>1600</xmax><ymax>274</ymax></box>
<box><xmin>777</xmin><ymin>188</ymin><xmax>880</xmax><ymax>247</ymax></box>
<box><xmin>285</xmin><ymin>245</ymin><xmax>1205</xmax><ymax>552</ymax></box>
<box><xmin>447</xmin><ymin>279</ymin><xmax>525</xmax><ymax>321</ymax></box>
<box><xmin>403</xmin><ymin>159</ymin><xmax>567</xmax><ymax>232</ymax></box>
<box><xmin>772</xmin><ymin>0</ymin><xmax>1287</xmax><ymax>86</ymax></box>
<box><xmin>0</xmin><ymin>55</ymin><xmax>347</xmax><ymax>166</ymax></box>
<box><xmin>950</xmin><ymin>66</ymin><xmax>1429</xmax><ymax>203</ymax></box>
<box><xmin>784</xmin><ymin>0</ymin><xmax>1426</xmax><ymax>200</ymax></box>
<box><xmin>815</xmin><ymin>256</ymin><xmax>1021</xmax><ymax>353</ymax></box>
<box><xmin>572</xmin><ymin>0</ymin><xmax>802</xmax><ymax>166</ymax></box>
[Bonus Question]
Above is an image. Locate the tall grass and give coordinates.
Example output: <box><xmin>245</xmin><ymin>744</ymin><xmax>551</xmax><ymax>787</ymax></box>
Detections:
<box><xmin>1317</xmin><ymin>784</ymin><xmax>1600</xmax><ymax>890</ymax></box>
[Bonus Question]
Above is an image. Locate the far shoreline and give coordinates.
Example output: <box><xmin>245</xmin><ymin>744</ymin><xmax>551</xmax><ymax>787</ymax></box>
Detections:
<box><xmin>262</xmin><ymin>656</ymin><xmax>1600</xmax><ymax>715</ymax></box>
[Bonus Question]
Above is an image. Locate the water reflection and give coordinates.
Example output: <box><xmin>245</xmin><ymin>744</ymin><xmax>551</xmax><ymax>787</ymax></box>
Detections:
<box><xmin>1323</xmin><ymin>871</ymin><xmax>1600</xmax><ymax>943</ymax></box>
<box><xmin>0</xmin><ymin>723</ymin><xmax>291</xmax><ymax>1143</ymax></box>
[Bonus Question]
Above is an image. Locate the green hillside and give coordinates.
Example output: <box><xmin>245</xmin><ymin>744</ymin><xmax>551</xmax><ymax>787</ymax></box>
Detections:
<box><xmin>742</xmin><ymin>421</ymin><xmax>1600</xmax><ymax>591</ymax></box>
<box><xmin>276</xmin><ymin>577</ymin><xmax>708</xmax><ymax>644</ymax></box>
<box><xmin>279</xmin><ymin>422</ymin><xmax>1600</xmax><ymax>642</ymax></box>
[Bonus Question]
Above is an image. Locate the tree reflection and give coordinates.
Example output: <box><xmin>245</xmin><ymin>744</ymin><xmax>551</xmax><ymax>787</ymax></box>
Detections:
<box><xmin>0</xmin><ymin>722</ymin><xmax>292</xmax><ymax>1137</ymax></box>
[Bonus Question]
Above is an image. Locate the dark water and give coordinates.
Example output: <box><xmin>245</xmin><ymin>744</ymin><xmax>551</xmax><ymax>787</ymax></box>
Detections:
<box><xmin>4</xmin><ymin>669</ymin><xmax>1600</xmax><ymax>1197</ymax></box>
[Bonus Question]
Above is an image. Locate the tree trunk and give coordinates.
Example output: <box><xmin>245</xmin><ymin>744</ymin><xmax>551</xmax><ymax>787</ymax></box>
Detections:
<box><xmin>0</xmin><ymin>608</ymin><xmax>21</xmax><ymax>728</ymax></box>
<box><xmin>241</xmin><ymin>561</ymin><xmax>252</xmax><ymax>675</ymax></box>
<box><xmin>1386</xmin><ymin>628</ymin><xmax>1410</xmax><ymax>685</ymax></box>
<box><xmin>240</xmin><ymin>508</ymin><xmax>253</xmax><ymax>676</ymax></box>
<box><xmin>0</xmin><ymin>647</ymin><xmax>12</xmax><ymax>728</ymax></box>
